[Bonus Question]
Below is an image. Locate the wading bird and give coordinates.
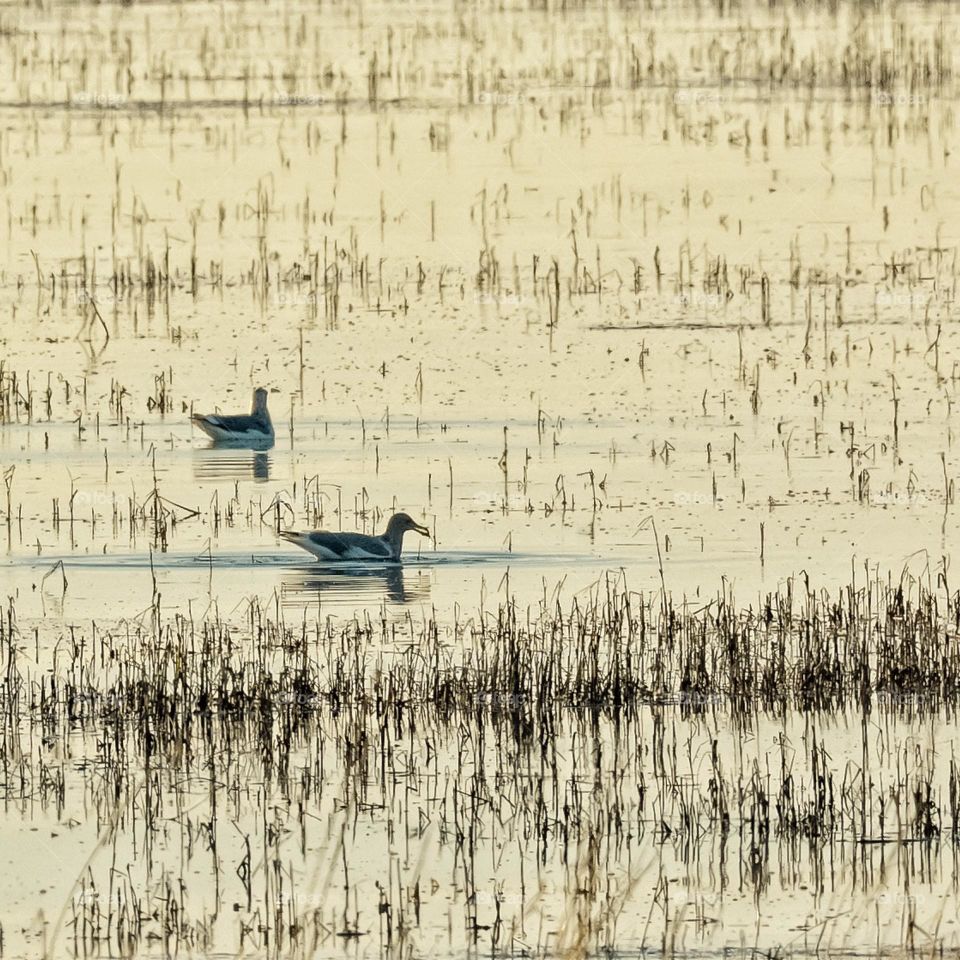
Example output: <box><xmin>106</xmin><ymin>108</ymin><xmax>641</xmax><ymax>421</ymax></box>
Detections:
<box><xmin>280</xmin><ymin>512</ymin><xmax>431</xmax><ymax>561</ymax></box>
<box><xmin>192</xmin><ymin>387</ymin><xmax>274</xmax><ymax>442</ymax></box>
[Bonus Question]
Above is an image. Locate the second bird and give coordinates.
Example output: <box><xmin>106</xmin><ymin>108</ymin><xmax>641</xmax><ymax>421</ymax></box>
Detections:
<box><xmin>192</xmin><ymin>387</ymin><xmax>274</xmax><ymax>442</ymax></box>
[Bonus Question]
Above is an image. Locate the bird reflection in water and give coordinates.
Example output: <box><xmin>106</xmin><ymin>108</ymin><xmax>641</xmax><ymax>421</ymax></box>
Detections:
<box><xmin>193</xmin><ymin>438</ymin><xmax>273</xmax><ymax>483</ymax></box>
<box><xmin>281</xmin><ymin>563</ymin><xmax>429</xmax><ymax>607</ymax></box>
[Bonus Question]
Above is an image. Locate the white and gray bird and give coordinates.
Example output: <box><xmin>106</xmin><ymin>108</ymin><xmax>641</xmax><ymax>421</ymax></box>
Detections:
<box><xmin>192</xmin><ymin>387</ymin><xmax>274</xmax><ymax>442</ymax></box>
<box><xmin>280</xmin><ymin>513</ymin><xmax>431</xmax><ymax>562</ymax></box>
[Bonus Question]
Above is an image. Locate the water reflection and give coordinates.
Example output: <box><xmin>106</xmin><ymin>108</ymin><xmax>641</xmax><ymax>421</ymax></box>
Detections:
<box><xmin>281</xmin><ymin>563</ymin><xmax>430</xmax><ymax>607</ymax></box>
<box><xmin>193</xmin><ymin>439</ymin><xmax>273</xmax><ymax>483</ymax></box>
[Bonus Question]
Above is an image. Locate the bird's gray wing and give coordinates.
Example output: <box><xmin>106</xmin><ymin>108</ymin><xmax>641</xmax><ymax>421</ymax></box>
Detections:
<box><xmin>195</xmin><ymin>413</ymin><xmax>268</xmax><ymax>434</ymax></box>
<box><xmin>307</xmin><ymin>531</ymin><xmax>391</xmax><ymax>559</ymax></box>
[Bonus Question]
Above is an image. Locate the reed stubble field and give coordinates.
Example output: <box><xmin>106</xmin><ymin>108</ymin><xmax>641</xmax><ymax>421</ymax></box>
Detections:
<box><xmin>2</xmin><ymin>0</ymin><xmax>960</xmax><ymax>956</ymax></box>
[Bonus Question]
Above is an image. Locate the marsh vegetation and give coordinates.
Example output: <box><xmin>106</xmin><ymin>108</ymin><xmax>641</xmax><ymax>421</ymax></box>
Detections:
<box><xmin>1</xmin><ymin>0</ymin><xmax>960</xmax><ymax>955</ymax></box>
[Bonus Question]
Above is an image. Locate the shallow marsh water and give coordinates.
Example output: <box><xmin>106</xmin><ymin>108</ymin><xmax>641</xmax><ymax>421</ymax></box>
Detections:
<box><xmin>2</xmin><ymin>0</ymin><xmax>960</xmax><ymax>956</ymax></box>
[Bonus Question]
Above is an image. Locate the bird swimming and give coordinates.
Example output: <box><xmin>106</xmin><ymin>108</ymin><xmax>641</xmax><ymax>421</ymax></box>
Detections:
<box><xmin>192</xmin><ymin>387</ymin><xmax>274</xmax><ymax>442</ymax></box>
<box><xmin>280</xmin><ymin>512</ymin><xmax>431</xmax><ymax>562</ymax></box>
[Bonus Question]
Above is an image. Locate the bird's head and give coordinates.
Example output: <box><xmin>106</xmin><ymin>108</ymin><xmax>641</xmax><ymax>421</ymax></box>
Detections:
<box><xmin>386</xmin><ymin>512</ymin><xmax>431</xmax><ymax>540</ymax></box>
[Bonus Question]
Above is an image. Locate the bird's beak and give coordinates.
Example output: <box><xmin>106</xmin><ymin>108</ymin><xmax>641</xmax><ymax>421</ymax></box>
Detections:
<box><xmin>414</xmin><ymin>523</ymin><xmax>431</xmax><ymax>538</ymax></box>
